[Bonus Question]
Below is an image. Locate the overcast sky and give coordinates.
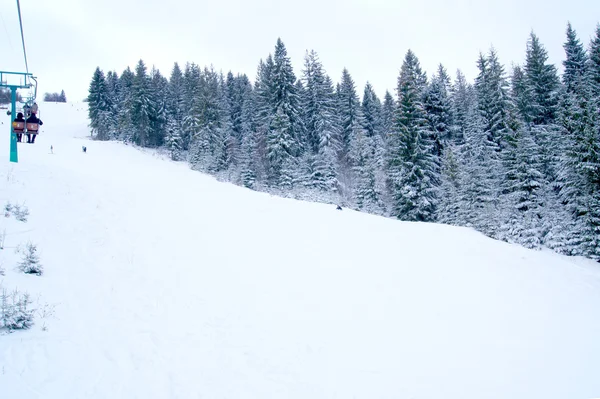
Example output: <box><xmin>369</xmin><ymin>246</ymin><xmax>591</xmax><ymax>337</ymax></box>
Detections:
<box><xmin>1</xmin><ymin>0</ymin><xmax>599</xmax><ymax>103</ymax></box>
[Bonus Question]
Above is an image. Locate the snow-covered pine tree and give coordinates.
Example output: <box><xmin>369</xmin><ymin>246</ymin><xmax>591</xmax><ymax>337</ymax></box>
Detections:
<box><xmin>165</xmin><ymin>116</ymin><xmax>183</xmax><ymax>161</ymax></box>
<box><xmin>240</xmin><ymin>129</ymin><xmax>259</xmax><ymax>189</ymax></box>
<box><xmin>301</xmin><ymin>50</ymin><xmax>340</xmax><ymax>192</ymax></box>
<box><xmin>312</xmin><ymin>142</ymin><xmax>338</xmax><ymax>194</ymax></box>
<box><xmin>458</xmin><ymin>104</ymin><xmax>501</xmax><ymax>235</ymax></box>
<box><xmin>499</xmin><ymin>127</ymin><xmax>544</xmax><ymax>248</ymax></box>
<box><xmin>216</xmin><ymin>71</ymin><xmax>237</xmax><ymax>173</ymax></box>
<box><xmin>449</xmin><ymin>69</ymin><xmax>474</xmax><ymax>145</ymax></box>
<box><xmin>168</xmin><ymin>63</ymin><xmax>186</xmax><ymax>116</ymax></box>
<box><xmin>387</xmin><ymin>50</ymin><xmax>439</xmax><ymax>222</ymax></box>
<box><xmin>360</xmin><ymin>82</ymin><xmax>386</xmax><ymax>199</ymax></box>
<box><xmin>188</xmin><ymin>68</ymin><xmax>231</xmax><ymax>173</ymax></box>
<box><xmin>336</xmin><ymin>68</ymin><xmax>368</xmax><ymax>201</ymax></box>
<box><xmin>337</xmin><ymin>69</ymin><xmax>363</xmax><ymax>164</ymax></box>
<box><xmin>167</xmin><ymin>63</ymin><xmax>189</xmax><ymax>152</ymax></box>
<box><xmin>226</xmin><ymin>72</ymin><xmax>240</xmax><ymax>138</ymax></box>
<box><xmin>240</xmin><ymin>144</ymin><xmax>259</xmax><ymax>190</ymax></box>
<box><xmin>349</xmin><ymin>127</ymin><xmax>385</xmax><ymax>214</ymax></box>
<box><xmin>381</xmin><ymin>90</ymin><xmax>395</xmax><ymax>140</ymax></box>
<box><xmin>294</xmin><ymin>78</ymin><xmax>309</xmax><ymax>159</ymax></box>
<box><xmin>18</xmin><ymin>242</ymin><xmax>43</xmax><ymax>275</ymax></box>
<box><xmin>266</xmin><ymin>39</ymin><xmax>303</xmax><ymax>188</ymax></box>
<box><xmin>558</xmin><ymin>24</ymin><xmax>589</xmax><ymax>145</ymax></box>
<box><xmin>130</xmin><ymin>60</ymin><xmax>154</xmax><ymax>147</ymax></box>
<box><xmin>224</xmin><ymin>73</ymin><xmax>255</xmax><ymax>181</ymax></box>
<box><xmin>183</xmin><ymin>63</ymin><xmax>204</xmax><ymax>163</ymax></box>
<box><xmin>167</xmin><ymin>63</ymin><xmax>185</xmax><ymax>137</ymax></box>
<box><xmin>361</xmin><ymin>82</ymin><xmax>383</xmax><ymax>138</ymax></box>
<box><xmin>105</xmin><ymin>71</ymin><xmax>121</xmax><ymax>139</ymax></box>
<box><xmin>507</xmin><ymin>40</ymin><xmax>561</xmax><ymax>212</ymax></box>
<box><xmin>294</xmin><ymin>78</ymin><xmax>313</xmax><ymax>190</ymax></box>
<box><xmin>268</xmin><ymin>106</ymin><xmax>295</xmax><ymax>187</ymax></box>
<box><xmin>162</xmin><ymin>63</ymin><xmax>186</xmax><ymax>159</ymax></box>
<box><xmin>510</xmin><ymin>66</ymin><xmax>553</xmax><ymax>246</ymax></box>
<box><xmin>324</xmin><ymin>75</ymin><xmax>340</xmax><ymax>134</ymax></box>
<box><xmin>423</xmin><ymin>64</ymin><xmax>452</xmax><ymax>155</ymax></box>
<box><xmin>524</xmin><ymin>32</ymin><xmax>560</xmax><ymax>126</ymax></box>
<box><xmin>377</xmin><ymin>91</ymin><xmax>397</xmax><ymax>195</ymax></box>
<box><xmin>251</xmin><ymin>57</ymin><xmax>275</xmax><ymax>185</ymax></box>
<box><xmin>301</xmin><ymin>50</ymin><xmax>320</xmax><ymax>154</ymax></box>
<box><xmin>117</xmin><ymin>67</ymin><xmax>135</xmax><ymax>142</ymax></box>
<box><xmin>584</xmin><ymin>27</ymin><xmax>600</xmax><ymax>258</ymax></box>
<box><xmin>558</xmin><ymin>82</ymin><xmax>600</xmax><ymax>259</ymax></box>
<box><xmin>437</xmin><ymin>144</ymin><xmax>462</xmax><ymax>225</ymax></box>
<box><xmin>238</xmin><ymin>78</ymin><xmax>260</xmax><ymax>188</ymax></box>
<box><xmin>589</xmin><ymin>24</ymin><xmax>600</xmax><ymax>98</ymax></box>
<box><xmin>0</xmin><ymin>288</ymin><xmax>34</xmax><ymax>331</ymax></box>
<box><xmin>87</xmin><ymin>67</ymin><xmax>111</xmax><ymax>140</ymax></box>
<box><xmin>475</xmin><ymin>49</ymin><xmax>514</xmax><ymax>151</ymax></box>
<box><xmin>380</xmin><ymin>91</ymin><xmax>396</xmax><ymax>196</ymax></box>
<box><xmin>149</xmin><ymin>67</ymin><xmax>168</xmax><ymax>147</ymax></box>
<box><xmin>556</xmin><ymin>24</ymin><xmax>600</xmax><ymax>258</ymax></box>
<box><xmin>562</xmin><ymin>22</ymin><xmax>588</xmax><ymax>94</ymax></box>
<box><xmin>273</xmin><ymin>39</ymin><xmax>304</xmax><ymax>151</ymax></box>
<box><xmin>470</xmin><ymin>50</ymin><xmax>515</xmax><ymax>236</ymax></box>
<box><xmin>520</xmin><ymin>32</ymin><xmax>562</xmax><ymax>207</ymax></box>
<box><xmin>254</xmin><ymin>57</ymin><xmax>274</xmax><ymax>131</ymax></box>
<box><xmin>511</xmin><ymin>66</ymin><xmax>533</xmax><ymax>124</ymax></box>
<box><xmin>225</xmin><ymin>73</ymin><xmax>252</xmax><ymax>148</ymax></box>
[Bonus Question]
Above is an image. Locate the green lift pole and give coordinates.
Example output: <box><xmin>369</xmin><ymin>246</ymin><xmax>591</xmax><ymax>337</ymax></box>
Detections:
<box><xmin>10</xmin><ymin>87</ymin><xmax>18</xmax><ymax>162</ymax></box>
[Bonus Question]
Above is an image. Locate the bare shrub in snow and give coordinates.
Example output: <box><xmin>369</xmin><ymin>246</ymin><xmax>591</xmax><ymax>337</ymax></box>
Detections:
<box><xmin>36</xmin><ymin>301</ymin><xmax>56</xmax><ymax>332</ymax></box>
<box><xmin>4</xmin><ymin>202</ymin><xmax>29</xmax><ymax>222</ymax></box>
<box><xmin>12</xmin><ymin>204</ymin><xmax>29</xmax><ymax>222</ymax></box>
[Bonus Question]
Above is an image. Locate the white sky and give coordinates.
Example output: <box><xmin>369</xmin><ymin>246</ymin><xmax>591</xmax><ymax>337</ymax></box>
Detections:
<box><xmin>1</xmin><ymin>0</ymin><xmax>599</xmax><ymax>102</ymax></box>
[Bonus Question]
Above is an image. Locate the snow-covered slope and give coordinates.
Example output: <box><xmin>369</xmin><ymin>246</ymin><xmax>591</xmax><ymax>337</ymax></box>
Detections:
<box><xmin>1</xmin><ymin>101</ymin><xmax>599</xmax><ymax>399</ymax></box>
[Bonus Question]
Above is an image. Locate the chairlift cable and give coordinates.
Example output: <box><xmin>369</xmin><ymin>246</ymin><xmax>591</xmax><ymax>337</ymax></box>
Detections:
<box><xmin>16</xmin><ymin>0</ymin><xmax>29</xmax><ymax>74</ymax></box>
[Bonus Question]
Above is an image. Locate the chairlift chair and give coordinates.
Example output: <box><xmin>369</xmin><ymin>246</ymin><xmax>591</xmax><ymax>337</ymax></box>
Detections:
<box><xmin>25</xmin><ymin>122</ymin><xmax>39</xmax><ymax>134</ymax></box>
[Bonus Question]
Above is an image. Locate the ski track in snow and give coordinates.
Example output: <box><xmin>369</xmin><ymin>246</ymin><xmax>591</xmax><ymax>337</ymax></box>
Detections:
<box><xmin>0</xmin><ymin>102</ymin><xmax>599</xmax><ymax>399</ymax></box>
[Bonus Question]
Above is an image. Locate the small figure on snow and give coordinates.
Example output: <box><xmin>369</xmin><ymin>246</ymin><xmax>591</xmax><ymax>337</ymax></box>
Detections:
<box><xmin>82</xmin><ymin>146</ymin><xmax>87</xmax><ymax>153</ymax></box>
<box><xmin>336</xmin><ymin>205</ymin><xmax>343</xmax><ymax>211</ymax></box>
<box><xmin>50</xmin><ymin>145</ymin><xmax>53</xmax><ymax>154</ymax></box>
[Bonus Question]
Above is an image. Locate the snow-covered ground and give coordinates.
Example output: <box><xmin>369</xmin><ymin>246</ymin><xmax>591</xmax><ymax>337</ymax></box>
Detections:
<box><xmin>1</xmin><ymin>101</ymin><xmax>599</xmax><ymax>399</ymax></box>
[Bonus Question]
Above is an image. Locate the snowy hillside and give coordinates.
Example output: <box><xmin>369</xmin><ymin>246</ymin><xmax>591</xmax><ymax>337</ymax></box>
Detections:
<box><xmin>1</xmin><ymin>101</ymin><xmax>599</xmax><ymax>399</ymax></box>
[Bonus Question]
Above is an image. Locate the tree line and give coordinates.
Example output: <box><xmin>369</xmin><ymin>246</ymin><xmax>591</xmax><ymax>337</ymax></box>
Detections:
<box><xmin>0</xmin><ymin>88</ymin><xmax>23</xmax><ymax>104</ymax></box>
<box><xmin>87</xmin><ymin>22</ymin><xmax>600</xmax><ymax>261</ymax></box>
<box><xmin>44</xmin><ymin>90</ymin><xmax>67</xmax><ymax>102</ymax></box>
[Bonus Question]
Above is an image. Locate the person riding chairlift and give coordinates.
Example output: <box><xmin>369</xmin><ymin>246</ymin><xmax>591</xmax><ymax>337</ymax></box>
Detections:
<box><xmin>26</xmin><ymin>112</ymin><xmax>43</xmax><ymax>144</ymax></box>
<box><xmin>12</xmin><ymin>112</ymin><xmax>25</xmax><ymax>142</ymax></box>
